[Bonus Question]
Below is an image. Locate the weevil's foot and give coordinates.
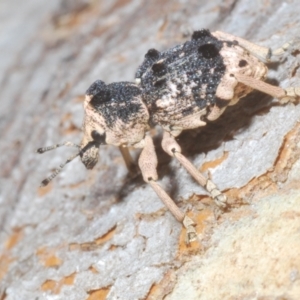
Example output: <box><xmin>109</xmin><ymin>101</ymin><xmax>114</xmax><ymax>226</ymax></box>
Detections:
<box><xmin>183</xmin><ymin>215</ymin><xmax>197</xmax><ymax>244</ymax></box>
<box><xmin>280</xmin><ymin>87</ymin><xmax>300</xmax><ymax>104</ymax></box>
<box><xmin>206</xmin><ymin>180</ymin><xmax>227</xmax><ymax>209</ymax></box>
<box><xmin>211</xmin><ymin>190</ymin><xmax>228</xmax><ymax>209</ymax></box>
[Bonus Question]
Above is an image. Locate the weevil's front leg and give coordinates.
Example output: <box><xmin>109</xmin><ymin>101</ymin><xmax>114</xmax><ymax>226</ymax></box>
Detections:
<box><xmin>118</xmin><ymin>146</ymin><xmax>137</xmax><ymax>176</ymax></box>
<box><xmin>234</xmin><ymin>73</ymin><xmax>300</xmax><ymax>103</ymax></box>
<box><xmin>162</xmin><ymin>131</ymin><xmax>227</xmax><ymax>208</ymax></box>
<box><xmin>138</xmin><ymin>135</ymin><xmax>197</xmax><ymax>243</ymax></box>
<box><xmin>213</xmin><ymin>31</ymin><xmax>295</xmax><ymax>62</ymax></box>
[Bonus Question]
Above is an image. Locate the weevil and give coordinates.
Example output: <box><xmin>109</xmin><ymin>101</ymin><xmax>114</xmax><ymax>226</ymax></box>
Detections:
<box><xmin>38</xmin><ymin>29</ymin><xmax>300</xmax><ymax>243</ymax></box>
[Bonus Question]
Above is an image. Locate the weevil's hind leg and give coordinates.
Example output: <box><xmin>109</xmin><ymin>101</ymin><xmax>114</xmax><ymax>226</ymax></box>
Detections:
<box><xmin>271</xmin><ymin>40</ymin><xmax>295</xmax><ymax>57</ymax></box>
<box><xmin>162</xmin><ymin>131</ymin><xmax>227</xmax><ymax>208</ymax></box>
<box><xmin>234</xmin><ymin>73</ymin><xmax>300</xmax><ymax>103</ymax></box>
<box><xmin>118</xmin><ymin>146</ymin><xmax>138</xmax><ymax>176</ymax></box>
<box><xmin>213</xmin><ymin>31</ymin><xmax>295</xmax><ymax>62</ymax></box>
<box><xmin>138</xmin><ymin>135</ymin><xmax>197</xmax><ymax>244</ymax></box>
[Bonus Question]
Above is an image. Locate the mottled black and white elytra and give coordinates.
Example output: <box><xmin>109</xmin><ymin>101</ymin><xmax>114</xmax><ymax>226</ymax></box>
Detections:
<box><xmin>134</xmin><ymin>29</ymin><xmax>267</xmax><ymax>134</ymax></box>
<box><xmin>136</xmin><ymin>30</ymin><xmax>228</xmax><ymax>128</ymax></box>
<box><xmin>38</xmin><ymin>29</ymin><xmax>300</xmax><ymax>243</ymax></box>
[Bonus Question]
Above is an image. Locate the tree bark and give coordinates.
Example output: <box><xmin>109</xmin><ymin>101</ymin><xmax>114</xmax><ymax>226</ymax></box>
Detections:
<box><xmin>1</xmin><ymin>0</ymin><xmax>300</xmax><ymax>299</ymax></box>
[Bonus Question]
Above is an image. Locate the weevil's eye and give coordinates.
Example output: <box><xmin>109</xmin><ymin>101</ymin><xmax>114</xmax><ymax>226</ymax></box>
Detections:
<box><xmin>91</xmin><ymin>130</ymin><xmax>106</xmax><ymax>145</ymax></box>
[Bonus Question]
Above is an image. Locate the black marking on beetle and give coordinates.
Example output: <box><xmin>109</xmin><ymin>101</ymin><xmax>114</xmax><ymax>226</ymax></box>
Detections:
<box><xmin>89</xmin><ymin>81</ymin><xmax>144</xmax><ymax>128</ymax></box>
<box><xmin>225</xmin><ymin>40</ymin><xmax>238</xmax><ymax>47</ymax></box>
<box><xmin>177</xmin><ymin>83</ymin><xmax>183</xmax><ymax>90</ymax></box>
<box><xmin>145</xmin><ymin>48</ymin><xmax>160</xmax><ymax>60</ymax></box>
<box><xmin>192</xmin><ymin>29</ymin><xmax>211</xmax><ymax>40</ymax></box>
<box><xmin>215</xmin><ymin>64</ymin><xmax>226</xmax><ymax>72</ymax></box>
<box><xmin>181</xmin><ymin>107</ymin><xmax>194</xmax><ymax>117</ymax></box>
<box><xmin>136</xmin><ymin>29</ymin><xmax>226</xmax><ymax>126</ymax></box>
<box><xmin>154</xmin><ymin>78</ymin><xmax>167</xmax><ymax>88</ymax></box>
<box><xmin>89</xmin><ymin>88</ymin><xmax>111</xmax><ymax>104</ymax></box>
<box><xmin>191</xmin><ymin>87</ymin><xmax>208</xmax><ymax>109</ymax></box>
<box><xmin>152</xmin><ymin>62</ymin><xmax>167</xmax><ymax>76</ymax></box>
<box><xmin>239</xmin><ymin>59</ymin><xmax>248</xmax><ymax>67</ymax></box>
<box><xmin>198</xmin><ymin>44</ymin><xmax>220</xmax><ymax>59</ymax></box>
<box><xmin>86</xmin><ymin>80</ymin><xmax>110</xmax><ymax>103</ymax></box>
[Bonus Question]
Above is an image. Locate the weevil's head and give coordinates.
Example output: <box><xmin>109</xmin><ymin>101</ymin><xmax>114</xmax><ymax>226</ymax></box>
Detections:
<box><xmin>80</xmin><ymin>80</ymin><xmax>150</xmax><ymax>169</ymax></box>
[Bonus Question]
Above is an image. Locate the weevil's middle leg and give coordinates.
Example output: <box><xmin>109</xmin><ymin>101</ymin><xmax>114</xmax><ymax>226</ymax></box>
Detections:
<box><xmin>213</xmin><ymin>31</ymin><xmax>295</xmax><ymax>62</ymax></box>
<box><xmin>138</xmin><ymin>135</ymin><xmax>197</xmax><ymax>243</ymax></box>
<box><xmin>162</xmin><ymin>131</ymin><xmax>227</xmax><ymax>208</ymax></box>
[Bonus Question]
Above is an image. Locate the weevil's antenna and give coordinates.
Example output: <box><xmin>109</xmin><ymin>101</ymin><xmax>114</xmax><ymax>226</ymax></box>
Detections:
<box><xmin>37</xmin><ymin>141</ymin><xmax>96</xmax><ymax>187</ymax></box>
<box><xmin>37</xmin><ymin>141</ymin><xmax>81</xmax><ymax>187</ymax></box>
<box><xmin>37</xmin><ymin>141</ymin><xmax>80</xmax><ymax>154</ymax></box>
<box><xmin>39</xmin><ymin>151</ymin><xmax>81</xmax><ymax>187</ymax></box>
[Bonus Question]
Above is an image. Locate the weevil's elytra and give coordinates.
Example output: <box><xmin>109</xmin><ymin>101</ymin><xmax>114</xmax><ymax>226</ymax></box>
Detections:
<box><xmin>135</xmin><ymin>29</ymin><xmax>268</xmax><ymax>133</ymax></box>
<box><xmin>38</xmin><ymin>29</ymin><xmax>300</xmax><ymax>243</ymax></box>
<box><xmin>136</xmin><ymin>30</ymin><xmax>226</xmax><ymax>125</ymax></box>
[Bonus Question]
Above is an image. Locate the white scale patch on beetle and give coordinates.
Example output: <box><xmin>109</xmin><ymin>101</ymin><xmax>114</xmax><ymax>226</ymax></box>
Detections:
<box><xmin>37</xmin><ymin>29</ymin><xmax>300</xmax><ymax>243</ymax></box>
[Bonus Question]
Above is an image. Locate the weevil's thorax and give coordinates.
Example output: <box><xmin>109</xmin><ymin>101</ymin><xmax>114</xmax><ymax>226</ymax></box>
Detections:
<box><xmin>135</xmin><ymin>29</ymin><xmax>268</xmax><ymax>133</ymax></box>
<box><xmin>82</xmin><ymin>80</ymin><xmax>149</xmax><ymax>150</ymax></box>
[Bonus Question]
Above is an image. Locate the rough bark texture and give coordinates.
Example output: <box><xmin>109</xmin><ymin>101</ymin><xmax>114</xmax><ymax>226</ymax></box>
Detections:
<box><xmin>1</xmin><ymin>0</ymin><xmax>300</xmax><ymax>299</ymax></box>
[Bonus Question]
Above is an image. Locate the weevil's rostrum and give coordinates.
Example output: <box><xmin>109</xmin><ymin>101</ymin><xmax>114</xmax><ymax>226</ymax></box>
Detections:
<box><xmin>38</xmin><ymin>29</ymin><xmax>300</xmax><ymax>243</ymax></box>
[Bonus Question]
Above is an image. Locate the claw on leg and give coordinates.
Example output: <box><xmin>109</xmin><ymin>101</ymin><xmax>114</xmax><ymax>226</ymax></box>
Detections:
<box><xmin>183</xmin><ymin>215</ymin><xmax>197</xmax><ymax>244</ymax></box>
<box><xmin>281</xmin><ymin>87</ymin><xmax>300</xmax><ymax>103</ymax></box>
<box><xmin>206</xmin><ymin>180</ymin><xmax>227</xmax><ymax>208</ymax></box>
<box><xmin>272</xmin><ymin>40</ymin><xmax>295</xmax><ymax>57</ymax></box>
